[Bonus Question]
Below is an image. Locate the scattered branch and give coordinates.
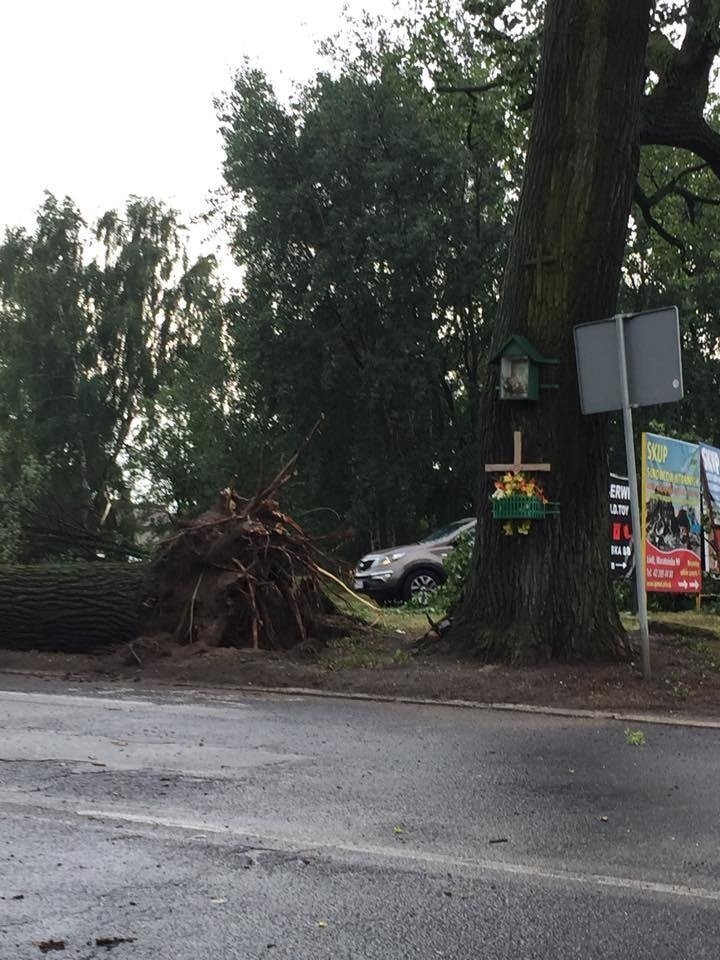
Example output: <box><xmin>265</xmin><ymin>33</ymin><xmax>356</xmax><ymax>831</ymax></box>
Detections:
<box><xmin>250</xmin><ymin>415</ymin><xmax>324</xmax><ymax>507</ymax></box>
<box><xmin>639</xmin><ymin>160</ymin><xmax>720</xmax><ymax>229</ymax></box>
<box><xmin>632</xmin><ymin>182</ymin><xmax>688</xmax><ymax>258</ymax></box>
<box><xmin>436</xmin><ymin>79</ymin><xmax>506</xmax><ymax>96</ymax></box>
<box><xmin>0</xmin><ymin>497</ymin><xmax>148</xmax><ymax>560</ymax></box>
<box><xmin>644</xmin><ymin>162</ymin><xmax>709</xmax><ymax>206</ymax></box>
<box><xmin>127</xmin><ymin>642</ymin><xmax>143</xmax><ymax>667</ymax></box>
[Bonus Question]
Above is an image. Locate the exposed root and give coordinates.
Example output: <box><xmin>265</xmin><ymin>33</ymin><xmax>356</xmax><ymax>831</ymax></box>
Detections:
<box><xmin>142</xmin><ymin>427</ymin><xmax>357</xmax><ymax>652</ymax></box>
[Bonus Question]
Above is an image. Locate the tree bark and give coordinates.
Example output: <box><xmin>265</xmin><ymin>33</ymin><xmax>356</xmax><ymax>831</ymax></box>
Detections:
<box><xmin>455</xmin><ymin>0</ymin><xmax>652</xmax><ymax>660</ymax></box>
<box><xmin>0</xmin><ymin>563</ymin><xmax>147</xmax><ymax>652</ymax></box>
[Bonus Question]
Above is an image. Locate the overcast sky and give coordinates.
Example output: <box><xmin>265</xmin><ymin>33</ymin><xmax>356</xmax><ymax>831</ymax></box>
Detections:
<box><xmin>1</xmin><ymin>0</ymin><xmax>400</xmax><ymax>247</ymax></box>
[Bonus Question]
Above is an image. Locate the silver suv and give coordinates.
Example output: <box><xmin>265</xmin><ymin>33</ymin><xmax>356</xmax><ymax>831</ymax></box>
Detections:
<box><xmin>353</xmin><ymin>518</ymin><xmax>476</xmax><ymax>603</ymax></box>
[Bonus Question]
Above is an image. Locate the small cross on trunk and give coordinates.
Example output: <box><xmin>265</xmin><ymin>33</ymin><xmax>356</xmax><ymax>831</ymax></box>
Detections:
<box><xmin>485</xmin><ymin>430</ymin><xmax>551</xmax><ymax>474</ymax></box>
<box><xmin>523</xmin><ymin>243</ymin><xmax>557</xmax><ymax>301</ymax></box>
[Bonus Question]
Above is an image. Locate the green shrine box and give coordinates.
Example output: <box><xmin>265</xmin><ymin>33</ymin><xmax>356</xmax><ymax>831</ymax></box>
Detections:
<box><xmin>491</xmin><ymin>335</ymin><xmax>556</xmax><ymax>401</ymax></box>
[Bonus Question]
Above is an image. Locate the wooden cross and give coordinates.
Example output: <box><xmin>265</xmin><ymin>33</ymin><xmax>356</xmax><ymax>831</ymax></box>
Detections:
<box><xmin>485</xmin><ymin>430</ymin><xmax>551</xmax><ymax>474</ymax></box>
<box><xmin>523</xmin><ymin>243</ymin><xmax>557</xmax><ymax>300</ymax></box>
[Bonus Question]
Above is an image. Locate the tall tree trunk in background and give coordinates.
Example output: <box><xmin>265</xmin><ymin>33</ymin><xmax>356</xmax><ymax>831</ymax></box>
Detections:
<box><xmin>455</xmin><ymin>0</ymin><xmax>652</xmax><ymax>659</ymax></box>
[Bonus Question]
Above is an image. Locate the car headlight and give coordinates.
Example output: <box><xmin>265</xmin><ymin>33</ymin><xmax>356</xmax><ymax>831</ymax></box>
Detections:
<box><xmin>379</xmin><ymin>552</ymin><xmax>406</xmax><ymax>566</ymax></box>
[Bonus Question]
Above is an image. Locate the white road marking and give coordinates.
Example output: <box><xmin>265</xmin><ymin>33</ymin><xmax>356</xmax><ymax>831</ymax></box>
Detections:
<box><xmin>73</xmin><ymin>808</ymin><xmax>720</xmax><ymax>905</ymax></box>
<box><xmin>0</xmin><ymin>689</ymin><xmax>254</xmax><ymax>712</ymax></box>
<box><xmin>0</xmin><ymin>690</ymin><xmax>152</xmax><ymax>709</ymax></box>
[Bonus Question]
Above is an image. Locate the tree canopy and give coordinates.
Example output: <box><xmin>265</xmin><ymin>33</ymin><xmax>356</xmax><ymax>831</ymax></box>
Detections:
<box><xmin>0</xmin><ymin>194</ymin><xmax>219</xmax><ymax>559</ymax></box>
<box><xmin>2</xmin><ymin>0</ymin><xmax>720</xmax><ymax>606</ymax></box>
<box><xmin>216</xmin><ymin>5</ymin><xmax>515</xmax><ymax>546</ymax></box>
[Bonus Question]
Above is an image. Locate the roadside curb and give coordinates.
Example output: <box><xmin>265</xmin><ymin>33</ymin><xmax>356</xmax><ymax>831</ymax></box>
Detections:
<box><xmin>2</xmin><ymin>668</ymin><xmax>719</xmax><ymax>729</ymax></box>
<box><xmin>216</xmin><ymin>684</ymin><xmax>720</xmax><ymax>729</ymax></box>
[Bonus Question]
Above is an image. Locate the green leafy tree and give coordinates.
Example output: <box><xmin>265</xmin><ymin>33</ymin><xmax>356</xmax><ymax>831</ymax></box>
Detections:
<box><xmin>0</xmin><ymin>436</ymin><xmax>48</xmax><ymax>563</ymax></box>
<box><xmin>454</xmin><ymin>0</ymin><xmax>720</xmax><ymax>659</ymax></box>
<box><xmin>0</xmin><ymin>194</ymin><xmax>220</xmax><ymax>559</ymax></box>
<box><xmin>217</xmin><ymin>2</ymin><xmax>513</xmax><ymax>548</ymax></box>
<box><xmin>621</xmin><ymin>142</ymin><xmax>720</xmax><ymax>447</ymax></box>
<box><xmin>131</xmin><ymin>277</ymin><xmax>263</xmax><ymax>513</ymax></box>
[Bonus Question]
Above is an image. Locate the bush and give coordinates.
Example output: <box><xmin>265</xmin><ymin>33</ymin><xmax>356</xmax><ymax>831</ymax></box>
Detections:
<box><xmin>406</xmin><ymin>530</ymin><xmax>474</xmax><ymax>616</ymax></box>
<box><xmin>613</xmin><ymin>578</ymin><xmax>633</xmax><ymax>613</ymax></box>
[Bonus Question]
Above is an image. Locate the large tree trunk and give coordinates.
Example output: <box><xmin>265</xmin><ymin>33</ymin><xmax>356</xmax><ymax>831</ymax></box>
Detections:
<box><xmin>455</xmin><ymin>0</ymin><xmax>652</xmax><ymax>660</ymax></box>
<box><xmin>0</xmin><ymin>564</ymin><xmax>147</xmax><ymax>652</ymax></box>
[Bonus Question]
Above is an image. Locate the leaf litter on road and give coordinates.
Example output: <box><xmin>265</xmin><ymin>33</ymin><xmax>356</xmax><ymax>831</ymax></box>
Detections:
<box><xmin>95</xmin><ymin>936</ymin><xmax>136</xmax><ymax>948</ymax></box>
<box><xmin>624</xmin><ymin>728</ymin><xmax>646</xmax><ymax>746</ymax></box>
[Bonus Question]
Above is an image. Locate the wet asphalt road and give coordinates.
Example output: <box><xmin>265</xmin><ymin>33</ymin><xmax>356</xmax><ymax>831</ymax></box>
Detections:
<box><xmin>0</xmin><ymin>676</ymin><xmax>719</xmax><ymax>959</ymax></box>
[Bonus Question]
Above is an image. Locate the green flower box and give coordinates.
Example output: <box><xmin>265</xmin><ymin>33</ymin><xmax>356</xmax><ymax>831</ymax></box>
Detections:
<box><xmin>491</xmin><ymin>495</ymin><xmax>560</xmax><ymax>520</ymax></box>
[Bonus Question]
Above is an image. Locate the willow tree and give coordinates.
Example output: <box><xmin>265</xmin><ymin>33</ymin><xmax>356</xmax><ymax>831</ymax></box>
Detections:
<box><xmin>456</xmin><ymin>0</ymin><xmax>720</xmax><ymax>658</ymax></box>
<box><xmin>0</xmin><ymin>195</ymin><xmax>219</xmax><ymax>560</ymax></box>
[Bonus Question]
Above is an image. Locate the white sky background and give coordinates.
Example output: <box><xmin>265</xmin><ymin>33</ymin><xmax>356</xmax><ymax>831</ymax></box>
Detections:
<box><xmin>1</xmin><ymin>0</ymin><xmax>403</xmax><ymax>251</ymax></box>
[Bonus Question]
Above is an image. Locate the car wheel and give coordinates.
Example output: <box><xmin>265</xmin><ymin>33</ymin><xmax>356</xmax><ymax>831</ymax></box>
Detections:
<box><xmin>401</xmin><ymin>568</ymin><xmax>442</xmax><ymax>604</ymax></box>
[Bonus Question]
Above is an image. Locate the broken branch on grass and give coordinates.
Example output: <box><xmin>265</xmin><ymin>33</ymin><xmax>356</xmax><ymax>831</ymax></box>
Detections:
<box><xmin>127</xmin><ymin>642</ymin><xmax>143</xmax><ymax>667</ymax></box>
<box><xmin>188</xmin><ymin>571</ymin><xmax>204</xmax><ymax>643</ymax></box>
<box><xmin>312</xmin><ymin>564</ymin><xmax>382</xmax><ymax>619</ymax></box>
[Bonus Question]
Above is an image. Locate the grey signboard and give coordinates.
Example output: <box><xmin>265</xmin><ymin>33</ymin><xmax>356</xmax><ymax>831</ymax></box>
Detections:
<box><xmin>574</xmin><ymin>306</ymin><xmax>683</xmax><ymax>414</ymax></box>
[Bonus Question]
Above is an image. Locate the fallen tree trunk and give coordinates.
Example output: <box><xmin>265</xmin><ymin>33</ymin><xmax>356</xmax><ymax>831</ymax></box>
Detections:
<box><xmin>0</xmin><ymin>428</ymin><xmax>357</xmax><ymax>658</ymax></box>
<box><xmin>0</xmin><ymin>563</ymin><xmax>148</xmax><ymax>652</ymax></box>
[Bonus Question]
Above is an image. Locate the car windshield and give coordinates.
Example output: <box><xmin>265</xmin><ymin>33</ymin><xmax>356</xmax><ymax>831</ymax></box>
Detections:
<box><xmin>418</xmin><ymin>520</ymin><xmax>473</xmax><ymax>544</ymax></box>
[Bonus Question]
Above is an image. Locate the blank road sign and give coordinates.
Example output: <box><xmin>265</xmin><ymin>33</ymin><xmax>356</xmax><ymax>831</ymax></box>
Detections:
<box><xmin>574</xmin><ymin>306</ymin><xmax>683</xmax><ymax>414</ymax></box>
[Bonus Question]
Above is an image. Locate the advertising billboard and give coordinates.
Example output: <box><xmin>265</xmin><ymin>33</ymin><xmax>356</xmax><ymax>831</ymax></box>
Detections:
<box><xmin>609</xmin><ymin>473</ymin><xmax>633</xmax><ymax>579</ymax></box>
<box><xmin>642</xmin><ymin>433</ymin><xmax>702</xmax><ymax>593</ymax></box>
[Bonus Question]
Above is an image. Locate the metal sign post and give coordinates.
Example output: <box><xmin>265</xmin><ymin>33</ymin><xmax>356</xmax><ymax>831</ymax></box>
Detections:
<box><xmin>615</xmin><ymin>315</ymin><xmax>651</xmax><ymax>680</ymax></box>
<box><xmin>574</xmin><ymin>306</ymin><xmax>683</xmax><ymax>682</ymax></box>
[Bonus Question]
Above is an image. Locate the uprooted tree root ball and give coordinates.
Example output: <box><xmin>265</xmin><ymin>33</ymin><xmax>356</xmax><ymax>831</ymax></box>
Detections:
<box><xmin>143</xmin><ymin>489</ymin><xmax>330</xmax><ymax>650</ymax></box>
<box><xmin>141</xmin><ymin>442</ymin><xmax>363</xmax><ymax>653</ymax></box>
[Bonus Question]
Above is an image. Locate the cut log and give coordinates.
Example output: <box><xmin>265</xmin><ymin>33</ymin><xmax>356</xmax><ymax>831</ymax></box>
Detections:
<box><xmin>0</xmin><ymin>563</ymin><xmax>148</xmax><ymax>652</ymax></box>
